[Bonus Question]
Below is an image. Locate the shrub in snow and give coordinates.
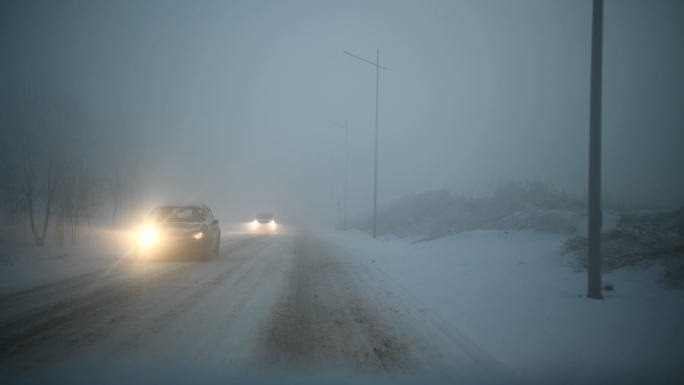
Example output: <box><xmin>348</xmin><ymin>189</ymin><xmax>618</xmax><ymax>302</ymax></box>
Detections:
<box><xmin>563</xmin><ymin>207</ymin><xmax>684</xmax><ymax>288</ymax></box>
<box><xmin>349</xmin><ymin>180</ymin><xmax>592</xmax><ymax>241</ymax></box>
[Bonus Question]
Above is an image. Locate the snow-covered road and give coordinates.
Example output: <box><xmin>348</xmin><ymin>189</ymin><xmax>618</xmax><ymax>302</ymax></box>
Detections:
<box><xmin>0</xmin><ymin>231</ymin><xmax>506</xmax><ymax>384</ymax></box>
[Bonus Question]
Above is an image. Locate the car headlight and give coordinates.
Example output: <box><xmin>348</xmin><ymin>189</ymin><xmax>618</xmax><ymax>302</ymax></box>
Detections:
<box><xmin>140</xmin><ymin>227</ymin><xmax>155</xmax><ymax>245</ymax></box>
<box><xmin>252</xmin><ymin>220</ymin><xmax>258</xmax><ymax>228</ymax></box>
<box><xmin>193</xmin><ymin>231</ymin><xmax>204</xmax><ymax>240</ymax></box>
<box><xmin>270</xmin><ymin>220</ymin><xmax>275</xmax><ymax>228</ymax></box>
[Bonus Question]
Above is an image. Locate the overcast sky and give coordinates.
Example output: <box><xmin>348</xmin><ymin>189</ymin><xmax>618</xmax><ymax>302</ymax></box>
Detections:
<box><xmin>1</xmin><ymin>0</ymin><xmax>683</xmax><ymax>224</ymax></box>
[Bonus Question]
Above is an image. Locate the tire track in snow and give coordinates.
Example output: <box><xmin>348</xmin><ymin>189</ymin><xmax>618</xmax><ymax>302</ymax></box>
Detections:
<box><xmin>251</xmin><ymin>234</ymin><xmax>422</xmax><ymax>374</ymax></box>
<box><xmin>0</xmin><ymin>234</ymin><xmax>278</xmax><ymax>366</ymax></box>
<box><xmin>114</xmin><ymin>235</ymin><xmax>284</xmax><ymax>353</ymax></box>
<box><xmin>0</xmin><ymin>263</ymin><xmax>192</xmax><ymax>363</ymax></box>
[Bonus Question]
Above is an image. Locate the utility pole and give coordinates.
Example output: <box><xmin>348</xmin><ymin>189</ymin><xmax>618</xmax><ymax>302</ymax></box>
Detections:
<box><xmin>330</xmin><ymin>139</ymin><xmax>336</xmax><ymax>228</ymax></box>
<box><xmin>344</xmin><ymin>50</ymin><xmax>387</xmax><ymax>238</ymax></box>
<box><xmin>588</xmin><ymin>0</ymin><xmax>604</xmax><ymax>300</ymax></box>
<box><xmin>328</xmin><ymin>119</ymin><xmax>352</xmax><ymax>230</ymax></box>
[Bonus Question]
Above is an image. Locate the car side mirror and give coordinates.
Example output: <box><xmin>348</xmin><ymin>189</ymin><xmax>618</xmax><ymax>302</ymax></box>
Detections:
<box><xmin>211</xmin><ymin>219</ymin><xmax>219</xmax><ymax>225</ymax></box>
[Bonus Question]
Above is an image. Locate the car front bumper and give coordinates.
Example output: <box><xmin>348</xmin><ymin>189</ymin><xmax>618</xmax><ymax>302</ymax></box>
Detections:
<box><xmin>137</xmin><ymin>237</ymin><xmax>209</xmax><ymax>259</ymax></box>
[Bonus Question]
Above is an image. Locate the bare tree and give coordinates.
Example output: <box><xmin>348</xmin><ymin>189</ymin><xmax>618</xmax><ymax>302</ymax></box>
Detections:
<box><xmin>35</xmin><ymin>90</ymin><xmax>81</xmax><ymax>246</ymax></box>
<box><xmin>77</xmin><ymin>159</ymin><xmax>102</xmax><ymax>238</ymax></box>
<box><xmin>0</xmin><ymin>101</ymin><xmax>38</xmax><ymax>241</ymax></box>
<box><xmin>0</xmin><ymin>121</ymin><xmax>33</xmax><ymax>226</ymax></box>
<box><xmin>0</xmin><ymin>85</ymin><xmax>81</xmax><ymax>247</ymax></box>
<box><xmin>54</xmin><ymin>169</ymin><xmax>78</xmax><ymax>246</ymax></box>
<box><xmin>51</xmin><ymin>152</ymin><xmax>103</xmax><ymax>245</ymax></box>
<box><xmin>0</xmin><ymin>169</ymin><xmax>26</xmax><ymax>225</ymax></box>
<box><xmin>54</xmin><ymin>202</ymin><xmax>67</xmax><ymax>246</ymax></box>
<box><xmin>103</xmin><ymin>113</ymin><xmax>136</xmax><ymax>230</ymax></box>
<box><xmin>105</xmin><ymin>161</ymin><xmax>131</xmax><ymax>229</ymax></box>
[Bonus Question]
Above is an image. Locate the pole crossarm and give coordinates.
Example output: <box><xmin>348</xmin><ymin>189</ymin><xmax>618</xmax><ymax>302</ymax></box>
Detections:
<box><xmin>343</xmin><ymin>51</ymin><xmax>388</xmax><ymax>70</ymax></box>
<box><xmin>328</xmin><ymin>120</ymin><xmax>353</xmax><ymax>131</ymax></box>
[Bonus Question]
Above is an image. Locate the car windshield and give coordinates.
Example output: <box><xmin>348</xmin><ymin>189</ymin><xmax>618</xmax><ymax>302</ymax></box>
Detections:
<box><xmin>256</xmin><ymin>213</ymin><xmax>273</xmax><ymax>221</ymax></box>
<box><xmin>148</xmin><ymin>206</ymin><xmax>205</xmax><ymax>223</ymax></box>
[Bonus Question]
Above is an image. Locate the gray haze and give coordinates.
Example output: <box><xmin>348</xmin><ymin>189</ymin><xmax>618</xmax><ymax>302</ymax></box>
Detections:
<box><xmin>1</xmin><ymin>0</ymin><xmax>683</xmax><ymax>226</ymax></box>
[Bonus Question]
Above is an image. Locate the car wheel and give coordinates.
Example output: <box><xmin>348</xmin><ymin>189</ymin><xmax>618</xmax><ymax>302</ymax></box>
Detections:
<box><xmin>214</xmin><ymin>234</ymin><xmax>221</xmax><ymax>259</ymax></box>
<box><xmin>200</xmin><ymin>239</ymin><xmax>212</xmax><ymax>262</ymax></box>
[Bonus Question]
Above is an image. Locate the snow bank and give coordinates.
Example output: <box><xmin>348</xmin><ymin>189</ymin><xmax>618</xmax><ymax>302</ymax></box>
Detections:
<box><xmin>326</xmin><ymin>229</ymin><xmax>684</xmax><ymax>384</ymax></box>
<box><xmin>0</xmin><ymin>227</ymin><xmax>134</xmax><ymax>295</ymax></box>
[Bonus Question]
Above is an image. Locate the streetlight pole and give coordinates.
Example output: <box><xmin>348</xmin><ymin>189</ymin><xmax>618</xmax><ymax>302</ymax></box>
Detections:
<box><xmin>344</xmin><ymin>50</ymin><xmax>387</xmax><ymax>239</ymax></box>
<box><xmin>328</xmin><ymin>119</ymin><xmax>352</xmax><ymax>231</ymax></box>
<box><xmin>587</xmin><ymin>0</ymin><xmax>604</xmax><ymax>299</ymax></box>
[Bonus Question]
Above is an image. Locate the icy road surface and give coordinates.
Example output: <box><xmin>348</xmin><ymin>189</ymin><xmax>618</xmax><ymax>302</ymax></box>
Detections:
<box><xmin>0</xmin><ymin>231</ymin><xmax>508</xmax><ymax>383</ymax></box>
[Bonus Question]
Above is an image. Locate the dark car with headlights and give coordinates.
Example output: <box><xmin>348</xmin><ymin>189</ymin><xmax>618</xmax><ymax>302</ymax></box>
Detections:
<box><xmin>251</xmin><ymin>212</ymin><xmax>276</xmax><ymax>231</ymax></box>
<box><xmin>135</xmin><ymin>203</ymin><xmax>220</xmax><ymax>261</ymax></box>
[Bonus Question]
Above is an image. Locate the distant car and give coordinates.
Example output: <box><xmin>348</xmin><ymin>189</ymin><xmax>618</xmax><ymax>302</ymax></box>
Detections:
<box><xmin>135</xmin><ymin>203</ymin><xmax>220</xmax><ymax>261</ymax></box>
<box><xmin>252</xmin><ymin>212</ymin><xmax>276</xmax><ymax>230</ymax></box>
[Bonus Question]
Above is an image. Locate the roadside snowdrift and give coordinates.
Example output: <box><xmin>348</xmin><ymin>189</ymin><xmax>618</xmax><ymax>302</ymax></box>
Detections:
<box><xmin>326</xmin><ymin>229</ymin><xmax>684</xmax><ymax>384</ymax></box>
<box><xmin>0</xmin><ymin>227</ymin><xmax>133</xmax><ymax>295</ymax></box>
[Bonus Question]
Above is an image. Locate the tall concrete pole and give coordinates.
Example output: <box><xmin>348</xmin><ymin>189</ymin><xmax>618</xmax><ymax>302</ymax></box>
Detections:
<box><xmin>343</xmin><ymin>50</ymin><xmax>387</xmax><ymax>239</ymax></box>
<box><xmin>588</xmin><ymin>0</ymin><xmax>604</xmax><ymax>300</ymax></box>
<box><xmin>373</xmin><ymin>50</ymin><xmax>379</xmax><ymax>239</ymax></box>
<box><xmin>344</xmin><ymin>118</ymin><xmax>349</xmax><ymax>231</ymax></box>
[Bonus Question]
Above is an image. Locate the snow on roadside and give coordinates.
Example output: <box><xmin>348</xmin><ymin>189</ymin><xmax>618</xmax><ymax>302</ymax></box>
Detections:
<box><xmin>0</xmin><ymin>228</ymin><xmax>134</xmax><ymax>295</ymax></box>
<box><xmin>0</xmin><ymin>223</ymin><xmax>267</xmax><ymax>297</ymax></box>
<box><xmin>325</xmin><ymin>229</ymin><xmax>684</xmax><ymax>383</ymax></box>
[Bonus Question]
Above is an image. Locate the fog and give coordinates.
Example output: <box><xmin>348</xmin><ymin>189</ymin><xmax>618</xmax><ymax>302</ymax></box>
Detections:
<box><xmin>1</xmin><ymin>0</ymin><xmax>683</xmax><ymax>227</ymax></box>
